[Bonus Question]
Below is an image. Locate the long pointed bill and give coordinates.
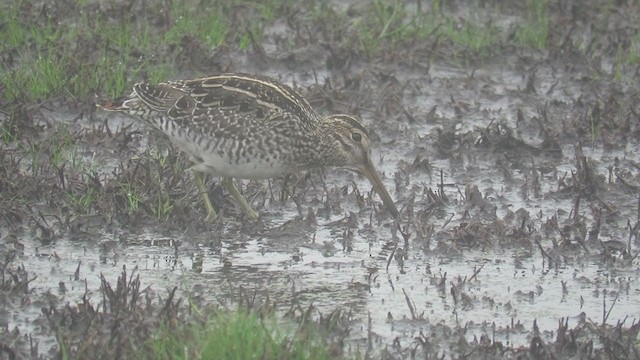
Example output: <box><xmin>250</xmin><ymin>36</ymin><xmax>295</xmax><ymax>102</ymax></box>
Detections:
<box><xmin>360</xmin><ymin>158</ymin><xmax>399</xmax><ymax>219</ymax></box>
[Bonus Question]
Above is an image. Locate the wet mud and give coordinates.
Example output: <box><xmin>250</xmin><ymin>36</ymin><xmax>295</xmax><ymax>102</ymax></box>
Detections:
<box><xmin>1</xmin><ymin>0</ymin><xmax>640</xmax><ymax>359</ymax></box>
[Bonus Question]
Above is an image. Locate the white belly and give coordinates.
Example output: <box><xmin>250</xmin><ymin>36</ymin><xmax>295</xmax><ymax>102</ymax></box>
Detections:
<box><xmin>192</xmin><ymin>156</ymin><xmax>291</xmax><ymax>179</ymax></box>
<box><xmin>175</xmin><ymin>137</ymin><xmax>294</xmax><ymax>180</ymax></box>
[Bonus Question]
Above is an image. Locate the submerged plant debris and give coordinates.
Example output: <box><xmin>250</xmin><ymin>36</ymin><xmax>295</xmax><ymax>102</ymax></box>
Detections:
<box><xmin>1</xmin><ymin>0</ymin><xmax>640</xmax><ymax>359</ymax></box>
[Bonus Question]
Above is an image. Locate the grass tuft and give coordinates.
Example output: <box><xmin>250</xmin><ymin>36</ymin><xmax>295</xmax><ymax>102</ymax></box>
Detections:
<box><xmin>514</xmin><ymin>0</ymin><xmax>549</xmax><ymax>49</ymax></box>
<box><xmin>143</xmin><ymin>309</ymin><xmax>336</xmax><ymax>360</ymax></box>
<box><xmin>165</xmin><ymin>3</ymin><xmax>229</xmax><ymax>48</ymax></box>
<box><xmin>444</xmin><ymin>18</ymin><xmax>499</xmax><ymax>53</ymax></box>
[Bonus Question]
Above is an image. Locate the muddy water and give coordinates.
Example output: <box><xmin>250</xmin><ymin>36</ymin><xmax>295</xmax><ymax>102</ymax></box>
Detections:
<box><xmin>10</xmin><ymin>59</ymin><xmax>640</xmax><ymax>355</ymax></box>
<box><xmin>15</xmin><ymin>220</ymin><xmax>640</xmax><ymax>351</ymax></box>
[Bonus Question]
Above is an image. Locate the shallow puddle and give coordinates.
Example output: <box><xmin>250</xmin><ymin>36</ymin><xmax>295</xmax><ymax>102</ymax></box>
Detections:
<box><xmin>15</xmin><ymin>203</ymin><xmax>640</xmax><ymax>352</ymax></box>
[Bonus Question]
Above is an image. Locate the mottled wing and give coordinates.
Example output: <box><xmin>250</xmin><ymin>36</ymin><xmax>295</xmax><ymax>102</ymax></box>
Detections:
<box><xmin>167</xmin><ymin>73</ymin><xmax>319</xmax><ymax>131</ymax></box>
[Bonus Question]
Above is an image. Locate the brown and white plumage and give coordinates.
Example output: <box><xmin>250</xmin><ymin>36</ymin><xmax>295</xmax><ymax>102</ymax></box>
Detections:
<box><xmin>98</xmin><ymin>73</ymin><xmax>399</xmax><ymax>220</ymax></box>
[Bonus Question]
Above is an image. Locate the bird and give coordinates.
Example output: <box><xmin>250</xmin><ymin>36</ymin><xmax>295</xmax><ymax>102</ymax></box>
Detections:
<box><xmin>97</xmin><ymin>73</ymin><xmax>399</xmax><ymax>221</ymax></box>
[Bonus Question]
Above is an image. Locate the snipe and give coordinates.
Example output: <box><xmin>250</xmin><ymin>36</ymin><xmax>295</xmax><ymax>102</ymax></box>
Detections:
<box><xmin>98</xmin><ymin>73</ymin><xmax>399</xmax><ymax>220</ymax></box>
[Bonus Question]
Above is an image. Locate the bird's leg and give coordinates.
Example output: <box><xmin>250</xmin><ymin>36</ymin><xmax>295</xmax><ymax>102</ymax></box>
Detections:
<box><xmin>194</xmin><ymin>171</ymin><xmax>218</xmax><ymax>221</ymax></box>
<box><xmin>221</xmin><ymin>178</ymin><xmax>259</xmax><ymax>221</ymax></box>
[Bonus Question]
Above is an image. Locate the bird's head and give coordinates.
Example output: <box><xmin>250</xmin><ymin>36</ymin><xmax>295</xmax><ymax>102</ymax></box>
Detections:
<box><xmin>322</xmin><ymin>114</ymin><xmax>399</xmax><ymax>218</ymax></box>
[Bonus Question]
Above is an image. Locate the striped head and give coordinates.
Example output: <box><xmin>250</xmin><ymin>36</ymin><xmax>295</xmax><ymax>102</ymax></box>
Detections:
<box><xmin>321</xmin><ymin>114</ymin><xmax>399</xmax><ymax>218</ymax></box>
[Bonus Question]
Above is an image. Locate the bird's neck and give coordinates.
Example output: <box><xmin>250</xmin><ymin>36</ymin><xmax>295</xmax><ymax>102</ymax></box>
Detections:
<box><xmin>313</xmin><ymin>121</ymin><xmax>348</xmax><ymax>167</ymax></box>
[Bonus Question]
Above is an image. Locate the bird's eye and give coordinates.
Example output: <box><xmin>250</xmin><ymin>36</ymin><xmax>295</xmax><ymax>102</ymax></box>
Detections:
<box><xmin>351</xmin><ymin>132</ymin><xmax>362</xmax><ymax>142</ymax></box>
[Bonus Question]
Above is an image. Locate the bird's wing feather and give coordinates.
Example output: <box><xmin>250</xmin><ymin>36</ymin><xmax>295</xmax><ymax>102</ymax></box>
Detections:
<box><xmin>166</xmin><ymin>73</ymin><xmax>319</xmax><ymax>128</ymax></box>
<box><xmin>132</xmin><ymin>83</ymin><xmax>193</xmax><ymax>112</ymax></box>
